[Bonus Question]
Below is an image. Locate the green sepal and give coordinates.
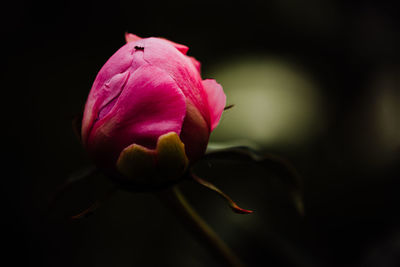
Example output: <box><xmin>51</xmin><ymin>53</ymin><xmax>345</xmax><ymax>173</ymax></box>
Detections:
<box><xmin>116</xmin><ymin>132</ymin><xmax>189</xmax><ymax>187</ymax></box>
<box><xmin>157</xmin><ymin>132</ymin><xmax>189</xmax><ymax>180</ymax></box>
<box><xmin>116</xmin><ymin>143</ymin><xmax>157</xmax><ymax>183</ymax></box>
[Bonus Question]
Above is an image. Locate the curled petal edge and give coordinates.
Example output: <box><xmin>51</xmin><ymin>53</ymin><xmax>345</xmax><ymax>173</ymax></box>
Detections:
<box><xmin>202</xmin><ymin>79</ymin><xmax>226</xmax><ymax>131</ymax></box>
<box><xmin>125</xmin><ymin>33</ymin><xmax>142</xmax><ymax>43</ymax></box>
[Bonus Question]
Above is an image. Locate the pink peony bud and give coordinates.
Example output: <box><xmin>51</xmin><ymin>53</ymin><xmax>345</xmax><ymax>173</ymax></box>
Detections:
<box><xmin>81</xmin><ymin>33</ymin><xmax>226</xmax><ymax>186</ymax></box>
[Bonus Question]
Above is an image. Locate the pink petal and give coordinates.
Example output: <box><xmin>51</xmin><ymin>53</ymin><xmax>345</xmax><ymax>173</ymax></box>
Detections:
<box><xmin>189</xmin><ymin>56</ymin><xmax>201</xmax><ymax>73</ymax></box>
<box><xmin>81</xmin><ymin>41</ymin><xmax>146</xmax><ymax>145</ymax></box>
<box><xmin>202</xmin><ymin>79</ymin><xmax>226</xmax><ymax>131</ymax></box>
<box><xmin>125</xmin><ymin>33</ymin><xmax>142</xmax><ymax>43</ymax></box>
<box><xmin>143</xmin><ymin>38</ymin><xmax>211</xmax><ymax>129</ymax></box>
<box><xmin>87</xmin><ymin>64</ymin><xmax>187</xmax><ymax>166</ymax></box>
<box><xmin>96</xmin><ymin>71</ymin><xmax>130</xmax><ymax>120</ymax></box>
<box><xmin>159</xmin><ymin>38</ymin><xmax>189</xmax><ymax>54</ymax></box>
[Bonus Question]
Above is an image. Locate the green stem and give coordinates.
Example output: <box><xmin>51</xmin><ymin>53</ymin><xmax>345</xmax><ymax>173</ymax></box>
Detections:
<box><xmin>157</xmin><ymin>186</ymin><xmax>245</xmax><ymax>267</ymax></box>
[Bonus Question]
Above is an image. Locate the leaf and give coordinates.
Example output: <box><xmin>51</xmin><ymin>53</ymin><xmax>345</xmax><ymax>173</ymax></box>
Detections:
<box><xmin>202</xmin><ymin>146</ymin><xmax>304</xmax><ymax>216</ymax></box>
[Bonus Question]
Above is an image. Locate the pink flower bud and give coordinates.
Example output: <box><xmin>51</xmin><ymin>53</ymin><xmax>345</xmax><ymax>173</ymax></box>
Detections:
<box><xmin>81</xmin><ymin>34</ymin><xmax>226</xmax><ymax>182</ymax></box>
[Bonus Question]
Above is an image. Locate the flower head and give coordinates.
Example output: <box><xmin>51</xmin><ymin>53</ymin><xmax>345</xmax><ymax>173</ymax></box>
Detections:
<box><xmin>81</xmin><ymin>33</ymin><xmax>226</xmax><ymax>187</ymax></box>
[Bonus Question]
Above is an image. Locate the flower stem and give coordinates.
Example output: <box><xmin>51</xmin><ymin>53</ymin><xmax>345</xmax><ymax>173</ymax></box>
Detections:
<box><xmin>157</xmin><ymin>186</ymin><xmax>245</xmax><ymax>267</ymax></box>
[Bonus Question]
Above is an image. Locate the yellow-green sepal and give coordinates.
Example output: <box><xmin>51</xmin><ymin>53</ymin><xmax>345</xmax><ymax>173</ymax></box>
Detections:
<box><xmin>116</xmin><ymin>143</ymin><xmax>157</xmax><ymax>183</ymax></box>
<box><xmin>156</xmin><ymin>132</ymin><xmax>189</xmax><ymax>180</ymax></box>
<box><xmin>116</xmin><ymin>132</ymin><xmax>189</xmax><ymax>187</ymax></box>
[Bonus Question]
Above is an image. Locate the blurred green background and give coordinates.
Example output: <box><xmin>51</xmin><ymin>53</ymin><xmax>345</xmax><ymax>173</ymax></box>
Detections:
<box><xmin>2</xmin><ymin>0</ymin><xmax>400</xmax><ymax>266</ymax></box>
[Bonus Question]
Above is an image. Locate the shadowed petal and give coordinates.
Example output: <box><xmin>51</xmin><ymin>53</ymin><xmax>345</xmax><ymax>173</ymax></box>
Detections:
<box><xmin>180</xmin><ymin>102</ymin><xmax>210</xmax><ymax>162</ymax></box>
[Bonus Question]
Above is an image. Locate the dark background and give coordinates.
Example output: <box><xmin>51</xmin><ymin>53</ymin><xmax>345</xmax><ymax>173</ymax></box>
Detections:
<box><xmin>2</xmin><ymin>0</ymin><xmax>400</xmax><ymax>266</ymax></box>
